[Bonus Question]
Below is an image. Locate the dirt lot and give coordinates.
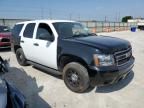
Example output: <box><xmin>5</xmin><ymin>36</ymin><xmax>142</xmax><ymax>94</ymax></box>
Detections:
<box><xmin>0</xmin><ymin>31</ymin><xmax>144</xmax><ymax>108</ymax></box>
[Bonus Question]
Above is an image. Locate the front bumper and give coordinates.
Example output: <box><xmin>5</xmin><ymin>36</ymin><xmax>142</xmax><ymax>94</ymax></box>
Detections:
<box><xmin>0</xmin><ymin>37</ymin><xmax>11</xmax><ymax>48</ymax></box>
<box><xmin>0</xmin><ymin>42</ymin><xmax>11</xmax><ymax>48</ymax></box>
<box><xmin>89</xmin><ymin>56</ymin><xmax>135</xmax><ymax>86</ymax></box>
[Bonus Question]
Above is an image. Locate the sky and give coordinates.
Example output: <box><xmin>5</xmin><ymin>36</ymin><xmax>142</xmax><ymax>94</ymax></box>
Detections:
<box><xmin>0</xmin><ymin>0</ymin><xmax>143</xmax><ymax>21</ymax></box>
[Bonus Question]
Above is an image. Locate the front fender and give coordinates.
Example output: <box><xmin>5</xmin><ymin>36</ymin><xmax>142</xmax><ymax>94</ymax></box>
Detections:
<box><xmin>57</xmin><ymin>43</ymin><xmax>95</xmax><ymax>69</ymax></box>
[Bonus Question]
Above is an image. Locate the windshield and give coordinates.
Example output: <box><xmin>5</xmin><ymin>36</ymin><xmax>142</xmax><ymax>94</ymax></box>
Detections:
<box><xmin>0</xmin><ymin>26</ymin><xmax>10</xmax><ymax>33</ymax></box>
<box><xmin>53</xmin><ymin>22</ymin><xmax>95</xmax><ymax>38</ymax></box>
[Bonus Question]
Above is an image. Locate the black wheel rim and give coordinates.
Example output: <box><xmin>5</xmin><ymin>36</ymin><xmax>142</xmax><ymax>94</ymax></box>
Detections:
<box><xmin>66</xmin><ymin>69</ymin><xmax>81</xmax><ymax>88</ymax></box>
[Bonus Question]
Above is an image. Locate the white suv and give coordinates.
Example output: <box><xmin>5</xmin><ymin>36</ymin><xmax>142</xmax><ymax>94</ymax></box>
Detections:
<box><xmin>11</xmin><ymin>20</ymin><xmax>134</xmax><ymax>93</ymax></box>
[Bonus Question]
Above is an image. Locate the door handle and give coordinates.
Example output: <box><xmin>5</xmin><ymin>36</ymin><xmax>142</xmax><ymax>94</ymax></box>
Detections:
<box><xmin>20</xmin><ymin>40</ymin><xmax>24</xmax><ymax>43</ymax></box>
<box><xmin>33</xmin><ymin>43</ymin><xmax>39</xmax><ymax>46</ymax></box>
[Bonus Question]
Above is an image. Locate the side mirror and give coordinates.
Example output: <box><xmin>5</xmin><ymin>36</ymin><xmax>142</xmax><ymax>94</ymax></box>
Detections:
<box><xmin>39</xmin><ymin>33</ymin><xmax>54</xmax><ymax>42</ymax></box>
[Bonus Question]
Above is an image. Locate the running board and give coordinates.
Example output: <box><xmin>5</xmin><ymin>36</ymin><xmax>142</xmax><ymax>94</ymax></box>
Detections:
<box><xmin>27</xmin><ymin>61</ymin><xmax>62</xmax><ymax>75</ymax></box>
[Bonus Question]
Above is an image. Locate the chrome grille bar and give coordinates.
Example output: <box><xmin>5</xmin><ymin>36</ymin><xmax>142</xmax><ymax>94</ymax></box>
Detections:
<box><xmin>114</xmin><ymin>48</ymin><xmax>132</xmax><ymax>66</ymax></box>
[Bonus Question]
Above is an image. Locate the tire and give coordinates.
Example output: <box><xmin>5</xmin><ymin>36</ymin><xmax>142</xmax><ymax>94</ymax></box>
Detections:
<box><xmin>16</xmin><ymin>48</ymin><xmax>28</xmax><ymax>66</ymax></box>
<box><xmin>63</xmin><ymin>62</ymin><xmax>90</xmax><ymax>93</ymax></box>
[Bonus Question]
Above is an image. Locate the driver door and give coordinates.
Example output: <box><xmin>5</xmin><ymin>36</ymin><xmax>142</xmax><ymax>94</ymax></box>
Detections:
<box><xmin>32</xmin><ymin>23</ymin><xmax>57</xmax><ymax>69</ymax></box>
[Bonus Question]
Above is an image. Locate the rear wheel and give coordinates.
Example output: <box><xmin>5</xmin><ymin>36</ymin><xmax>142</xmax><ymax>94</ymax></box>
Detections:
<box><xmin>63</xmin><ymin>62</ymin><xmax>90</xmax><ymax>93</ymax></box>
<box><xmin>16</xmin><ymin>48</ymin><xmax>28</xmax><ymax>66</ymax></box>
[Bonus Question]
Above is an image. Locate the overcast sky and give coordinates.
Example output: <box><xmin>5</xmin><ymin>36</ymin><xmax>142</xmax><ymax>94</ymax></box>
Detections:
<box><xmin>0</xmin><ymin>0</ymin><xmax>143</xmax><ymax>21</ymax></box>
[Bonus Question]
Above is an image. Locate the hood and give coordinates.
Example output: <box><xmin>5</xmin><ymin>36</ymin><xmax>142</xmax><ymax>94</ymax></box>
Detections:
<box><xmin>74</xmin><ymin>35</ymin><xmax>131</xmax><ymax>53</ymax></box>
<box><xmin>0</xmin><ymin>32</ymin><xmax>11</xmax><ymax>38</ymax></box>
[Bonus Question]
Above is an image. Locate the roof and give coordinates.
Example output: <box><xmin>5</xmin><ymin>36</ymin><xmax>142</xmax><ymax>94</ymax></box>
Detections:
<box><xmin>16</xmin><ymin>20</ymin><xmax>76</xmax><ymax>24</ymax></box>
<box><xmin>138</xmin><ymin>22</ymin><xmax>144</xmax><ymax>26</ymax></box>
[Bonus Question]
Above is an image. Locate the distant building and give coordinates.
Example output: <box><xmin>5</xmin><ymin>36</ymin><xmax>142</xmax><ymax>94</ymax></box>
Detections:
<box><xmin>128</xmin><ymin>18</ymin><xmax>144</xmax><ymax>23</ymax></box>
<box><xmin>128</xmin><ymin>18</ymin><xmax>144</xmax><ymax>30</ymax></box>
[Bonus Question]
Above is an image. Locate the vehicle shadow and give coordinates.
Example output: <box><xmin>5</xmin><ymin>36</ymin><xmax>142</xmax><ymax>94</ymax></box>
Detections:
<box><xmin>0</xmin><ymin>67</ymin><xmax>51</xmax><ymax>108</ymax></box>
<box><xmin>0</xmin><ymin>48</ymin><xmax>11</xmax><ymax>52</ymax></box>
<box><xmin>95</xmin><ymin>71</ymin><xmax>134</xmax><ymax>93</ymax></box>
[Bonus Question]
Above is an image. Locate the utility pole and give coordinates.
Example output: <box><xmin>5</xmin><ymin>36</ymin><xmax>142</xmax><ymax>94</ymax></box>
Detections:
<box><xmin>105</xmin><ymin>16</ymin><xmax>107</xmax><ymax>22</ymax></box>
<box><xmin>2</xmin><ymin>19</ymin><xmax>5</xmax><ymax>25</ymax></box>
<box><xmin>115</xmin><ymin>12</ymin><xmax>121</xmax><ymax>22</ymax></box>
<box><xmin>118</xmin><ymin>12</ymin><xmax>121</xmax><ymax>22</ymax></box>
<box><xmin>115</xmin><ymin>13</ymin><xmax>118</xmax><ymax>22</ymax></box>
<box><xmin>69</xmin><ymin>13</ymin><xmax>72</xmax><ymax>20</ymax></box>
<box><xmin>78</xmin><ymin>14</ymin><xmax>81</xmax><ymax>21</ymax></box>
<box><xmin>49</xmin><ymin>9</ymin><xmax>52</xmax><ymax>19</ymax></box>
<box><xmin>41</xmin><ymin>7</ymin><xmax>44</xmax><ymax>19</ymax></box>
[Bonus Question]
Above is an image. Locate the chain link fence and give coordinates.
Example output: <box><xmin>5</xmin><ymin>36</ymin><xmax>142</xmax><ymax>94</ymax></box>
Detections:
<box><xmin>81</xmin><ymin>21</ymin><xmax>137</xmax><ymax>33</ymax></box>
<box><xmin>0</xmin><ymin>19</ymin><xmax>137</xmax><ymax>33</ymax></box>
<box><xmin>0</xmin><ymin>19</ymin><xmax>29</xmax><ymax>28</ymax></box>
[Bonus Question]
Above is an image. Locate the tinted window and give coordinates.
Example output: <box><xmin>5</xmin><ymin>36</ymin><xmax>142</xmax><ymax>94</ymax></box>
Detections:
<box><xmin>36</xmin><ymin>23</ymin><xmax>53</xmax><ymax>40</ymax></box>
<box><xmin>23</xmin><ymin>23</ymin><xmax>35</xmax><ymax>38</ymax></box>
<box><xmin>12</xmin><ymin>24</ymin><xmax>24</xmax><ymax>36</ymax></box>
<box><xmin>0</xmin><ymin>26</ymin><xmax>10</xmax><ymax>33</ymax></box>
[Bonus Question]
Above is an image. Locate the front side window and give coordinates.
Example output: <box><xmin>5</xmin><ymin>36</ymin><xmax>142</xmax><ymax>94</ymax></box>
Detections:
<box><xmin>36</xmin><ymin>23</ymin><xmax>53</xmax><ymax>40</ymax></box>
<box><xmin>23</xmin><ymin>23</ymin><xmax>35</xmax><ymax>38</ymax></box>
<box><xmin>53</xmin><ymin>22</ymin><xmax>93</xmax><ymax>38</ymax></box>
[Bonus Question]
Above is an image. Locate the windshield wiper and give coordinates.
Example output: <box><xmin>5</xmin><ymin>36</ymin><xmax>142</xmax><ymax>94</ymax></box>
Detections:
<box><xmin>87</xmin><ymin>33</ymin><xmax>97</xmax><ymax>36</ymax></box>
<box><xmin>72</xmin><ymin>34</ymin><xmax>87</xmax><ymax>37</ymax></box>
<box><xmin>63</xmin><ymin>33</ymin><xmax>96</xmax><ymax>39</ymax></box>
<box><xmin>73</xmin><ymin>33</ymin><xmax>97</xmax><ymax>37</ymax></box>
<box><xmin>63</xmin><ymin>34</ymin><xmax>87</xmax><ymax>39</ymax></box>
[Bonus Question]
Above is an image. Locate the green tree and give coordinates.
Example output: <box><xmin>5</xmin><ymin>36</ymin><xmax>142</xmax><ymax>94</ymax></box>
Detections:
<box><xmin>122</xmin><ymin>16</ymin><xmax>133</xmax><ymax>22</ymax></box>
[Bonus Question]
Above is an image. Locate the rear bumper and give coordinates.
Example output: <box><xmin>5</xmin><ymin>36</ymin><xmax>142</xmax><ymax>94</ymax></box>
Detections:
<box><xmin>89</xmin><ymin>56</ymin><xmax>135</xmax><ymax>86</ymax></box>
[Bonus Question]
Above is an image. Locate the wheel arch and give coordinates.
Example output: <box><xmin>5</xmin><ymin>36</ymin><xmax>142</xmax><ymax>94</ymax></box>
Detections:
<box><xmin>14</xmin><ymin>45</ymin><xmax>22</xmax><ymax>53</ymax></box>
<box><xmin>58</xmin><ymin>54</ymin><xmax>89</xmax><ymax>72</ymax></box>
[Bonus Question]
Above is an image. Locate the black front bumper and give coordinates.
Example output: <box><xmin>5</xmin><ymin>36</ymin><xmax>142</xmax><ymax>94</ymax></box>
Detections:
<box><xmin>89</xmin><ymin>57</ymin><xmax>135</xmax><ymax>86</ymax></box>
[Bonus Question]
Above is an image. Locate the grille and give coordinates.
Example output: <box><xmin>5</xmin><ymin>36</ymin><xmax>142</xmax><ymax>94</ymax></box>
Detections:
<box><xmin>1</xmin><ymin>38</ymin><xmax>10</xmax><ymax>42</ymax></box>
<box><xmin>114</xmin><ymin>48</ymin><xmax>132</xmax><ymax>66</ymax></box>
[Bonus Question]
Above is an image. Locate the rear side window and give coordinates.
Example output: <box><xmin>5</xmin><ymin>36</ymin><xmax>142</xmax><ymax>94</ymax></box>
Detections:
<box><xmin>23</xmin><ymin>23</ymin><xmax>35</xmax><ymax>38</ymax></box>
<box><xmin>12</xmin><ymin>24</ymin><xmax>24</xmax><ymax>36</ymax></box>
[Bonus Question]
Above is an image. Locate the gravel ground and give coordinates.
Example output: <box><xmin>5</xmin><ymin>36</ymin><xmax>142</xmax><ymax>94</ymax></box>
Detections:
<box><xmin>0</xmin><ymin>31</ymin><xmax>144</xmax><ymax>108</ymax></box>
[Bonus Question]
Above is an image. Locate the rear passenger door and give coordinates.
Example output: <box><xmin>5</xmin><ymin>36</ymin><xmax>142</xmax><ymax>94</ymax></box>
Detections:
<box><xmin>20</xmin><ymin>23</ymin><xmax>36</xmax><ymax>60</ymax></box>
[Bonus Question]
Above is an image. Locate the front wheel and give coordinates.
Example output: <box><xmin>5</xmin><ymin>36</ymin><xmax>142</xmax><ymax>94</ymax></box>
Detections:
<box><xmin>63</xmin><ymin>62</ymin><xmax>90</xmax><ymax>93</ymax></box>
<box><xmin>16</xmin><ymin>48</ymin><xmax>28</xmax><ymax>66</ymax></box>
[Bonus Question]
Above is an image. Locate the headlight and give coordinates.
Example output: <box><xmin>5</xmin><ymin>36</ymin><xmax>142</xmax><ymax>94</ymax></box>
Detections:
<box><xmin>93</xmin><ymin>54</ymin><xmax>115</xmax><ymax>66</ymax></box>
